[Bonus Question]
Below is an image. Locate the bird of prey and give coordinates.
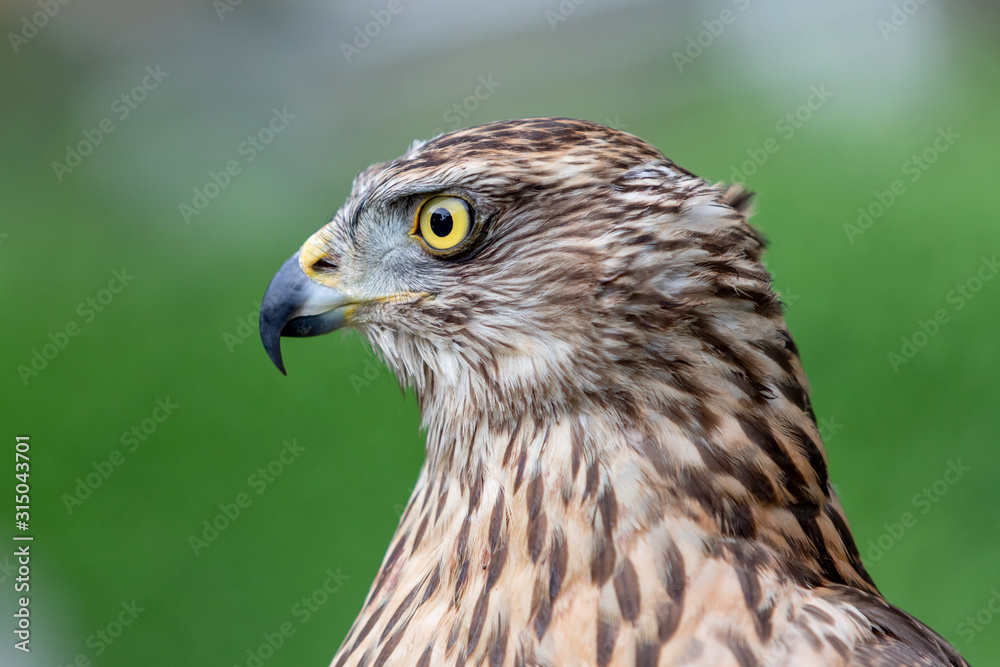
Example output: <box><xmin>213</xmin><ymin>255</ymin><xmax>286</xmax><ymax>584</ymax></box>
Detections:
<box><xmin>259</xmin><ymin>118</ymin><xmax>968</xmax><ymax>667</ymax></box>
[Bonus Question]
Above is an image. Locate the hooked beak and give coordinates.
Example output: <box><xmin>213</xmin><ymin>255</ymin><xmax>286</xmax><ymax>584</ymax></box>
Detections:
<box><xmin>259</xmin><ymin>251</ymin><xmax>353</xmax><ymax>375</ymax></box>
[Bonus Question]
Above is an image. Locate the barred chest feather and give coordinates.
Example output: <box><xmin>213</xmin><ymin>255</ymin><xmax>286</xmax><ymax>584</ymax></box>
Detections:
<box><xmin>329</xmin><ymin>407</ymin><xmax>916</xmax><ymax>667</ymax></box>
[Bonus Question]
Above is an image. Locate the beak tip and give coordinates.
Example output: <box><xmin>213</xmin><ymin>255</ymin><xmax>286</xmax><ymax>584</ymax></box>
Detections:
<box><xmin>271</xmin><ymin>355</ymin><xmax>288</xmax><ymax>376</ymax></box>
<box><xmin>260</xmin><ymin>325</ymin><xmax>289</xmax><ymax>375</ymax></box>
<box><xmin>259</xmin><ymin>249</ymin><xmax>349</xmax><ymax>376</ymax></box>
<box><xmin>260</xmin><ymin>252</ymin><xmax>302</xmax><ymax>375</ymax></box>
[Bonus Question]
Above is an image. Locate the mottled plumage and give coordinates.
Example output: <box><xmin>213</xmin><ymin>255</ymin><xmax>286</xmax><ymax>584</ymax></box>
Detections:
<box><xmin>259</xmin><ymin>118</ymin><xmax>967</xmax><ymax>666</ymax></box>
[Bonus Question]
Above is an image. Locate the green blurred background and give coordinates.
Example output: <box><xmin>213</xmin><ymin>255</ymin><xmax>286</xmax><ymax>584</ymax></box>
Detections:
<box><xmin>2</xmin><ymin>0</ymin><xmax>998</xmax><ymax>664</ymax></box>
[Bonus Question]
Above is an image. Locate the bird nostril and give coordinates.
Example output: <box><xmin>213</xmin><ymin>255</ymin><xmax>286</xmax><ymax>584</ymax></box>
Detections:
<box><xmin>312</xmin><ymin>258</ymin><xmax>337</xmax><ymax>272</ymax></box>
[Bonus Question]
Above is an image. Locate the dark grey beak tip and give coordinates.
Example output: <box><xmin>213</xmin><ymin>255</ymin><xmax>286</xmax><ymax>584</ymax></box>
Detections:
<box><xmin>259</xmin><ymin>251</ymin><xmax>351</xmax><ymax>375</ymax></box>
<box><xmin>262</xmin><ymin>334</ymin><xmax>288</xmax><ymax>376</ymax></box>
<box><xmin>259</xmin><ymin>254</ymin><xmax>303</xmax><ymax>375</ymax></box>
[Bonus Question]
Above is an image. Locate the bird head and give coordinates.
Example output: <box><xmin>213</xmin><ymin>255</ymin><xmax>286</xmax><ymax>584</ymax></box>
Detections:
<box><xmin>260</xmin><ymin>118</ymin><xmax>778</xmax><ymax>431</ymax></box>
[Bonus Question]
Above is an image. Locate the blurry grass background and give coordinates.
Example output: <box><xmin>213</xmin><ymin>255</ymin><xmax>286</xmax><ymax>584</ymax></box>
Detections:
<box><xmin>2</xmin><ymin>0</ymin><xmax>999</xmax><ymax>664</ymax></box>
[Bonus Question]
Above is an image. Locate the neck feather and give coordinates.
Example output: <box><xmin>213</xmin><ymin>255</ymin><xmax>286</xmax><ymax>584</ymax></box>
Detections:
<box><xmin>410</xmin><ymin>340</ymin><xmax>875</xmax><ymax>593</ymax></box>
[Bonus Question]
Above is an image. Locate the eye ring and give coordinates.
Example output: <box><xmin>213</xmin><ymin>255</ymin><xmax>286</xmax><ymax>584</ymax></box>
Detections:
<box><xmin>412</xmin><ymin>195</ymin><xmax>476</xmax><ymax>257</ymax></box>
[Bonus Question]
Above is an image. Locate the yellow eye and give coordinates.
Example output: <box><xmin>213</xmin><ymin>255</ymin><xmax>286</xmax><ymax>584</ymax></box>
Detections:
<box><xmin>414</xmin><ymin>196</ymin><xmax>474</xmax><ymax>253</ymax></box>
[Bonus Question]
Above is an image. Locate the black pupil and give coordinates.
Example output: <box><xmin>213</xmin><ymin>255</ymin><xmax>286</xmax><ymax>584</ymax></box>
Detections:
<box><xmin>429</xmin><ymin>208</ymin><xmax>453</xmax><ymax>238</ymax></box>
